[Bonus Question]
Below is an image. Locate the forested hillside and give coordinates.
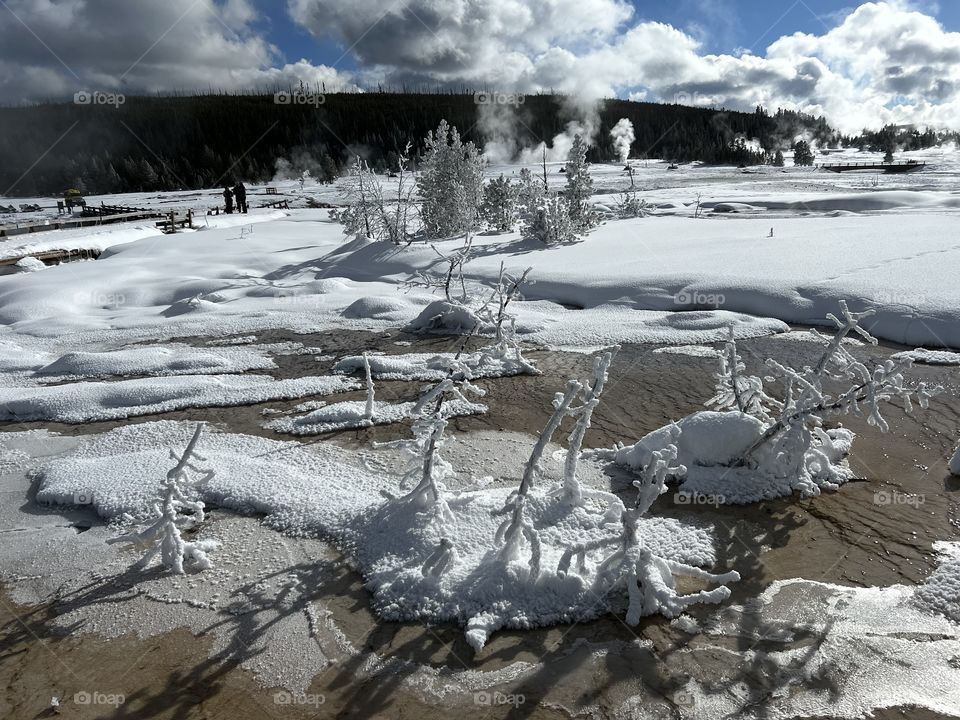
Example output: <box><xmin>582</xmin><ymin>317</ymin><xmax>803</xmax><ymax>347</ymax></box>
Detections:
<box><xmin>0</xmin><ymin>92</ymin><xmax>834</xmax><ymax>197</ymax></box>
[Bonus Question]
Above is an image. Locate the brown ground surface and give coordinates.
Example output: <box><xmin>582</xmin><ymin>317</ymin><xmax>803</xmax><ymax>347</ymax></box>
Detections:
<box><xmin>2</xmin><ymin>327</ymin><xmax>958</xmax><ymax>719</ymax></box>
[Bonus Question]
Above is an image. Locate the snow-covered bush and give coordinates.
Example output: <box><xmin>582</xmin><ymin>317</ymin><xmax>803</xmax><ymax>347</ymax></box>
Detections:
<box><xmin>479</xmin><ymin>174</ymin><xmax>519</xmax><ymax>232</ymax></box>
<box><xmin>107</xmin><ymin>424</ymin><xmax>217</xmax><ymax>573</ymax></box>
<box><xmin>613</xmin><ymin>302</ymin><xmax>937</xmax><ymax>504</ymax></box>
<box><xmin>331</xmin><ymin>148</ymin><xmax>418</xmax><ymax>244</ymax></box>
<box><xmin>615</xmin><ymin>190</ymin><xmax>648</xmax><ymax>219</ymax></box>
<box><xmin>330</xmin><ymin>156</ymin><xmax>383</xmax><ymax>240</ymax></box>
<box><xmin>516</xmin><ymin>167</ymin><xmax>545</xmax><ymax>219</ymax></box>
<box><xmin>417</xmin><ymin>120</ymin><xmax>484</xmax><ymax>240</ymax></box>
<box><xmin>522</xmin><ymin>194</ymin><xmax>577</xmax><ymax>245</ymax></box>
<box><xmin>405</xmin><ymin>235</ymin><xmax>474</xmax><ymax>303</ymax></box>
<box><xmin>565</xmin><ymin>134</ymin><xmax>599</xmax><ymax>232</ymax></box>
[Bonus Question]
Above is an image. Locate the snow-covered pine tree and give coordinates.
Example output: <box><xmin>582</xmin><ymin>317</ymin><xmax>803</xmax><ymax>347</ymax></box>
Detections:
<box><xmin>479</xmin><ymin>174</ymin><xmax>520</xmax><ymax>232</ymax></box>
<box><xmin>565</xmin><ymin>134</ymin><xmax>598</xmax><ymax>232</ymax></box>
<box><xmin>107</xmin><ymin>424</ymin><xmax>217</xmax><ymax>574</ymax></box>
<box><xmin>417</xmin><ymin>120</ymin><xmax>485</xmax><ymax>240</ymax></box>
<box><xmin>793</xmin><ymin>140</ymin><xmax>815</xmax><ymax>166</ymax></box>
<box><xmin>516</xmin><ymin>167</ymin><xmax>545</xmax><ymax>219</ymax></box>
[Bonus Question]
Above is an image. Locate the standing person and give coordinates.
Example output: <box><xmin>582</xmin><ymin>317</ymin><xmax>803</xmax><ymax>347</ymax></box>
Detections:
<box><xmin>233</xmin><ymin>182</ymin><xmax>247</xmax><ymax>214</ymax></box>
<box><xmin>223</xmin><ymin>186</ymin><xmax>234</xmax><ymax>214</ymax></box>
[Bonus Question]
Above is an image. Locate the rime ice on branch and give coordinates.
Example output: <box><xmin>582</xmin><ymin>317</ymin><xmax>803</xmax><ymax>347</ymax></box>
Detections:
<box><xmin>107</xmin><ymin>423</ymin><xmax>217</xmax><ymax>574</ymax></box>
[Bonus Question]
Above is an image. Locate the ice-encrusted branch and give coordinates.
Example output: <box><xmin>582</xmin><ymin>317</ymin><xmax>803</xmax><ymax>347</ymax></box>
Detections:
<box><xmin>557</xmin><ymin>350</ymin><xmax>617</xmax><ymax>506</ymax></box>
<box><xmin>494</xmin><ymin>381</ymin><xmax>582</xmax><ymax>578</ymax></box>
<box><xmin>742</xmin><ymin>302</ymin><xmax>938</xmax><ymax>462</ymax></box>
<box><xmin>362</xmin><ymin>352</ymin><xmax>375</xmax><ymax>422</ymax></box>
<box><xmin>557</xmin><ymin>425</ymin><xmax>736</xmax><ymax>623</ymax></box>
<box><xmin>107</xmin><ymin>423</ymin><xmax>217</xmax><ymax>574</ymax></box>
<box><xmin>706</xmin><ymin>327</ymin><xmax>779</xmax><ymax>423</ymax></box>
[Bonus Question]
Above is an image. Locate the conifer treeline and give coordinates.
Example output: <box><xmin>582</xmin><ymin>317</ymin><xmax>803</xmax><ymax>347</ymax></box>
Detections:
<box><xmin>0</xmin><ymin>93</ymin><xmax>835</xmax><ymax>197</ymax></box>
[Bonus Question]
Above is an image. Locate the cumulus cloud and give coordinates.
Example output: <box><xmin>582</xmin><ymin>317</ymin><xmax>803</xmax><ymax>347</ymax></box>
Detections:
<box><xmin>4</xmin><ymin>0</ymin><xmax>960</xmax><ymax>132</ymax></box>
<box><xmin>288</xmin><ymin>0</ymin><xmax>960</xmax><ymax>132</ymax></box>
<box><xmin>0</xmin><ymin>0</ymin><xmax>355</xmax><ymax>101</ymax></box>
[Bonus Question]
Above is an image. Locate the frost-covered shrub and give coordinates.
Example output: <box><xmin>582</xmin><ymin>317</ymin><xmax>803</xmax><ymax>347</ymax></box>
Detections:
<box><xmin>479</xmin><ymin>174</ymin><xmax>519</xmax><ymax>232</ymax></box>
<box><xmin>613</xmin><ymin>302</ymin><xmax>937</xmax><ymax>504</ymax></box>
<box><xmin>107</xmin><ymin>424</ymin><xmax>217</xmax><ymax>573</ymax></box>
<box><xmin>332</xmin><ymin>149</ymin><xmax>418</xmax><ymax>244</ymax></box>
<box><xmin>330</xmin><ymin>156</ymin><xmax>383</xmax><ymax>240</ymax></box>
<box><xmin>516</xmin><ymin>167</ymin><xmax>545</xmax><ymax>219</ymax></box>
<box><xmin>522</xmin><ymin>194</ymin><xmax>577</xmax><ymax>245</ymax></box>
<box><xmin>615</xmin><ymin>190</ymin><xmax>648</xmax><ymax>219</ymax></box>
<box><xmin>417</xmin><ymin>120</ymin><xmax>484</xmax><ymax>240</ymax></box>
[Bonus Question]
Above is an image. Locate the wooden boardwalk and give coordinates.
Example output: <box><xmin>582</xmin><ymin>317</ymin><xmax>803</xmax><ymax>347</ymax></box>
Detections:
<box><xmin>0</xmin><ymin>204</ymin><xmax>166</xmax><ymax>238</ymax></box>
<box><xmin>819</xmin><ymin>161</ymin><xmax>927</xmax><ymax>174</ymax></box>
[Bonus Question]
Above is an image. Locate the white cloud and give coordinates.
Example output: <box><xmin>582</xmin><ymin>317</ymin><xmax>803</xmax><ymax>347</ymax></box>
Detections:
<box><xmin>4</xmin><ymin>0</ymin><xmax>960</xmax><ymax>132</ymax></box>
<box><xmin>289</xmin><ymin>0</ymin><xmax>960</xmax><ymax>132</ymax></box>
<box><xmin>0</xmin><ymin>0</ymin><xmax>356</xmax><ymax>101</ymax></box>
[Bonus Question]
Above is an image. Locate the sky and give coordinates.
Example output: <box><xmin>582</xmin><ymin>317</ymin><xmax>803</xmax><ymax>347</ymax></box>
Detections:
<box><xmin>2</xmin><ymin>0</ymin><xmax>960</xmax><ymax>133</ymax></box>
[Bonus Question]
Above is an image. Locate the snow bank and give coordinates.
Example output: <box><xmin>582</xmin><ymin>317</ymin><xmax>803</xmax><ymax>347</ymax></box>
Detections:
<box><xmin>333</xmin><ymin>349</ymin><xmax>537</xmax><ymax>382</ymax></box>
<box><xmin>914</xmin><ymin>542</ymin><xmax>960</xmax><ymax>623</ymax></box>
<box><xmin>36</xmin><ymin>344</ymin><xmax>276</xmax><ymax>378</ymax></box>
<box><xmin>0</xmin><ymin>374</ymin><xmax>357</xmax><ymax>423</ymax></box>
<box><xmin>614</xmin><ymin>411</ymin><xmax>855</xmax><ymax>504</ymax></box>
<box><xmin>36</xmin><ymin>421</ymin><xmax>730</xmax><ymax>649</ymax></box>
<box><xmin>892</xmin><ymin>348</ymin><xmax>960</xmax><ymax>366</ymax></box>
<box><xmin>0</xmin><ymin>224</ymin><xmax>163</xmax><ymax>262</ymax></box>
<box><xmin>264</xmin><ymin>398</ymin><xmax>486</xmax><ymax>435</ymax></box>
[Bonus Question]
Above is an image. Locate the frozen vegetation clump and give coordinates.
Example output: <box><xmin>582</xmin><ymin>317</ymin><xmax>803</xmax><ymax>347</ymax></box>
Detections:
<box><xmin>417</xmin><ymin>120</ymin><xmax>484</xmax><ymax>240</ymax></box>
<box><xmin>107</xmin><ymin>424</ymin><xmax>218</xmax><ymax>574</ymax></box>
<box><xmin>479</xmin><ymin>174</ymin><xmax>520</xmax><ymax>232</ymax></box>
<box><xmin>614</xmin><ymin>301</ymin><xmax>937</xmax><ymax>504</ymax></box>
<box><xmin>357</xmin><ymin>349</ymin><xmax>739</xmax><ymax>654</ymax></box>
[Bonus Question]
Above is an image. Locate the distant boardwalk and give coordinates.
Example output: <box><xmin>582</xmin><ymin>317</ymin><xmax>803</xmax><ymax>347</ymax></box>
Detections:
<box><xmin>819</xmin><ymin>160</ymin><xmax>927</xmax><ymax>174</ymax></box>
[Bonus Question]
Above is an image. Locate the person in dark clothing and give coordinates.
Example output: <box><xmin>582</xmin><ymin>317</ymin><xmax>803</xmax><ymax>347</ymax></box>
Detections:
<box><xmin>233</xmin><ymin>182</ymin><xmax>248</xmax><ymax>214</ymax></box>
<box><xmin>223</xmin><ymin>186</ymin><xmax>234</xmax><ymax>214</ymax></box>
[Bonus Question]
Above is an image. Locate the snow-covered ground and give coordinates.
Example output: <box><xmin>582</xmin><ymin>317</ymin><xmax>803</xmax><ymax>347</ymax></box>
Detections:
<box><xmin>2</xmin><ymin>147</ymin><xmax>960</xmax><ymax>718</ymax></box>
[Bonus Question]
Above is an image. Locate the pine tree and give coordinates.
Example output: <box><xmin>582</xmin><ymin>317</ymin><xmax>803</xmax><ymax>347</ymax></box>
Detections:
<box><xmin>793</xmin><ymin>140</ymin><xmax>815</xmax><ymax>166</ymax></box>
<box><xmin>773</xmin><ymin>150</ymin><xmax>785</xmax><ymax>167</ymax></box>
<box><xmin>479</xmin><ymin>175</ymin><xmax>519</xmax><ymax>232</ymax></box>
<box><xmin>417</xmin><ymin>120</ymin><xmax>484</xmax><ymax>240</ymax></box>
<box><xmin>564</xmin><ymin>134</ymin><xmax>598</xmax><ymax>232</ymax></box>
